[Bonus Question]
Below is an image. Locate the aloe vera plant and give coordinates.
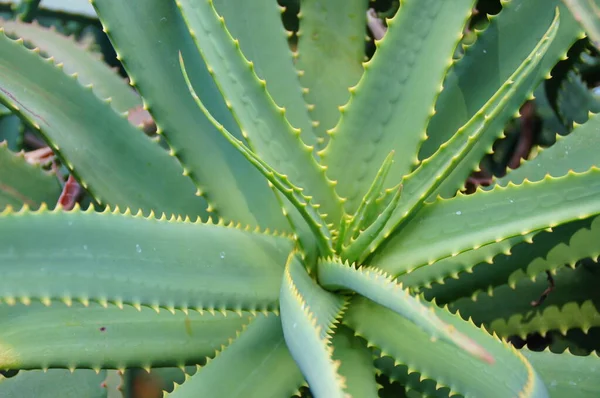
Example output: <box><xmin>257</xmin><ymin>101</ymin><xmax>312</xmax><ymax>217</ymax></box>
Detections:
<box><xmin>0</xmin><ymin>0</ymin><xmax>599</xmax><ymax>397</ymax></box>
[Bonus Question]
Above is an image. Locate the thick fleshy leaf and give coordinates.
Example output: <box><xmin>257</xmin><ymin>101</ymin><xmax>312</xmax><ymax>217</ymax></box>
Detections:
<box><xmin>321</xmin><ymin>0</ymin><xmax>475</xmax><ymax>213</ymax></box>
<box><xmin>0</xmin><ymin>208</ymin><xmax>293</xmax><ymax>313</ymax></box>
<box><xmin>91</xmin><ymin>0</ymin><xmax>287</xmax><ymax>230</ymax></box>
<box><xmin>177</xmin><ymin>0</ymin><xmax>342</xmax><ymax>224</ymax></box>
<box><xmin>0</xmin><ymin>302</ymin><xmax>249</xmax><ymax>370</ymax></box>
<box><xmin>280</xmin><ymin>254</ymin><xmax>348</xmax><ymax>397</ymax></box>
<box><xmin>344</xmin><ymin>297</ymin><xmax>549</xmax><ymax>397</ymax></box>
<box><xmin>212</xmin><ymin>0</ymin><xmax>316</xmax><ymax>146</ymax></box>
<box><xmin>524</xmin><ymin>349</ymin><xmax>600</xmax><ymax>397</ymax></box>
<box><xmin>422</xmin><ymin>0</ymin><xmax>581</xmax><ymax>160</ymax></box>
<box><xmin>0</xmin><ymin>143</ymin><xmax>60</xmax><ymax>209</ymax></box>
<box><xmin>318</xmin><ymin>259</ymin><xmax>492</xmax><ymax>363</ymax></box>
<box><xmin>0</xmin><ymin>369</ymin><xmax>109</xmax><ymax>397</ymax></box>
<box><xmin>0</xmin><ymin>19</ymin><xmax>140</xmax><ymax>113</ymax></box>
<box><xmin>562</xmin><ymin>0</ymin><xmax>600</xmax><ymax>49</ymax></box>
<box><xmin>168</xmin><ymin>314</ymin><xmax>304</xmax><ymax>398</ymax></box>
<box><xmin>373</xmin><ymin>168</ymin><xmax>600</xmax><ymax>276</ymax></box>
<box><xmin>450</xmin><ymin>263</ymin><xmax>600</xmax><ymax>339</ymax></box>
<box><xmin>0</xmin><ymin>115</ymin><xmax>22</xmax><ymax>151</ymax></box>
<box><xmin>0</xmin><ymin>29</ymin><xmax>207</xmax><ymax>218</ymax></box>
<box><xmin>296</xmin><ymin>0</ymin><xmax>367</xmax><ymax>145</ymax></box>
<box><xmin>354</xmin><ymin>14</ymin><xmax>559</xmax><ymax>261</ymax></box>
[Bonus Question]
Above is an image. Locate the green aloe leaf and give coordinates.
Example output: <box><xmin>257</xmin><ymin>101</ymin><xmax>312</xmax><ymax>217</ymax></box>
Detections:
<box><xmin>168</xmin><ymin>314</ymin><xmax>304</xmax><ymax>398</ymax></box>
<box><xmin>296</xmin><ymin>0</ymin><xmax>367</xmax><ymax>145</ymax></box>
<box><xmin>212</xmin><ymin>0</ymin><xmax>316</xmax><ymax>147</ymax></box>
<box><xmin>360</xmin><ymin>14</ymin><xmax>558</xmax><ymax>260</ymax></box>
<box><xmin>179</xmin><ymin>59</ymin><xmax>332</xmax><ymax>256</ymax></box>
<box><xmin>422</xmin><ymin>0</ymin><xmax>581</xmax><ymax>160</ymax></box>
<box><xmin>0</xmin><ymin>369</ymin><xmax>109</xmax><ymax>397</ymax></box>
<box><xmin>373</xmin><ymin>167</ymin><xmax>600</xmax><ymax>277</ymax></box>
<box><xmin>0</xmin><ymin>143</ymin><xmax>60</xmax><ymax>209</ymax></box>
<box><xmin>318</xmin><ymin>259</ymin><xmax>492</xmax><ymax>363</ymax></box>
<box><xmin>0</xmin><ymin>302</ymin><xmax>249</xmax><ymax>370</ymax></box>
<box><xmin>177</xmin><ymin>0</ymin><xmax>342</xmax><ymax>224</ymax></box>
<box><xmin>0</xmin><ymin>208</ymin><xmax>293</xmax><ymax>313</ymax></box>
<box><xmin>0</xmin><ymin>115</ymin><xmax>22</xmax><ymax>151</ymax></box>
<box><xmin>91</xmin><ymin>0</ymin><xmax>287</xmax><ymax>230</ymax></box>
<box><xmin>279</xmin><ymin>254</ymin><xmax>348</xmax><ymax>397</ymax></box>
<box><xmin>0</xmin><ymin>29</ymin><xmax>207</xmax><ymax>218</ymax></box>
<box><xmin>524</xmin><ymin>349</ymin><xmax>600</xmax><ymax>397</ymax></box>
<box><xmin>344</xmin><ymin>297</ymin><xmax>548</xmax><ymax>397</ymax></box>
<box><xmin>330</xmin><ymin>326</ymin><xmax>379</xmax><ymax>398</ymax></box>
<box><xmin>562</xmin><ymin>0</ymin><xmax>600</xmax><ymax>49</ymax></box>
<box><xmin>0</xmin><ymin>19</ymin><xmax>141</xmax><ymax>113</ymax></box>
<box><xmin>321</xmin><ymin>0</ymin><xmax>475</xmax><ymax>214</ymax></box>
<box><xmin>450</xmin><ymin>263</ymin><xmax>600</xmax><ymax>339</ymax></box>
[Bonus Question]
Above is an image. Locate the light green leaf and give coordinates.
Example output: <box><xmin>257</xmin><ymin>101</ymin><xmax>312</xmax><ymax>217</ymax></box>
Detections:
<box><xmin>562</xmin><ymin>0</ymin><xmax>600</xmax><ymax>49</ymax></box>
<box><xmin>296</xmin><ymin>0</ymin><xmax>367</xmax><ymax>145</ymax></box>
<box><xmin>177</xmin><ymin>0</ymin><xmax>342</xmax><ymax>224</ymax></box>
<box><xmin>280</xmin><ymin>254</ymin><xmax>348</xmax><ymax>398</ymax></box>
<box><xmin>331</xmin><ymin>326</ymin><xmax>379</xmax><ymax>398</ymax></box>
<box><xmin>373</xmin><ymin>168</ymin><xmax>600</xmax><ymax>277</ymax></box>
<box><xmin>168</xmin><ymin>314</ymin><xmax>304</xmax><ymax>398</ymax></box>
<box><xmin>0</xmin><ymin>302</ymin><xmax>249</xmax><ymax>369</ymax></box>
<box><xmin>0</xmin><ymin>143</ymin><xmax>60</xmax><ymax>209</ymax></box>
<box><xmin>0</xmin><ymin>19</ymin><xmax>140</xmax><ymax>113</ymax></box>
<box><xmin>0</xmin><ymin>369</ymin><xmax>109</xmax><ymax>397</ymax></box>
<box><xmin>212</xmin><ymin>0</ymin><xmax>316</xmax><ymax>147</ymax></box>
<box><xmin>0</xmin><ymin>29</ymin><xmax>207</xmax><ymax>218</ymax></box>
<box><xmin>524</xmin><ymin>349</ymin><xmax>600</xmax><ymax>398</ymax></box>
<box><xmin>344</xmin><ymin>297</ymin><xmax>549</xmax><ymax>397</ymax></box>
<box><xmin>0</xmin><ymin>208</ymin><xmax>293</xmax><ymax>313</ymax></box>
<box><xmin>321</xmin><ymin>0</ymin><xmax>475</xmax><ymax>214</ymax></box>
<box><xmin>318</xmin><ymin>259</ymin><xmax>492</xmax><ymax>363</ymax></box>
<box><xmin>91</xmin><ymin>0</ymin><xmax>287</xmax><ymax>230</ymax></box>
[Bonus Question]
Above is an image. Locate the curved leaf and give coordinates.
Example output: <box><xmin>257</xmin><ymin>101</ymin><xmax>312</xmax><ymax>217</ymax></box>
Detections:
<box><xmin>280</xmin><ymin>254</ymin><xmax>348</xmax><ymax>398</ymax></box>
<box><xmin>0</xmin><ymin>29</ymin><xmax>207</xmax><ymax>218</ymax></box>
<box><xmin>0</xmin><ymin>369</ymin><xmax>109</xmax><ymax>397</ymax></box>
<box><xmin>168</xmin><ymin>314</ymin><xmax>304</xmax><ymax>398</ymax></box>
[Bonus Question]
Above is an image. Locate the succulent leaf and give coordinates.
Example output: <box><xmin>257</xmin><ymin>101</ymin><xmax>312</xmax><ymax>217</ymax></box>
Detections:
<box><xmin>0</xmin><ymin>207</ymin><xmax>293</xmax><ymax>313</ymax></box>
<box><xmin>0</xmin><ymin>302</ymin><xmax>249</xmax><ymax>370</ymax></box>
<box><xmin>344</xmin><ymin>297</ymin><xmax>548</xmax><ymax>397</ymax></box>
<box><xmin>280</xmin><ymin>254</ymin><xmax>348</xmax><ymax>397</ymax></box>
<box><xmin>91</xmin><ymin>0</ymin><xmax>288</xmax><ymax>230</ymax></box>
<box><xmin>0</xmin><ymin>29</ymin><xmax>207</xmax><ymax>218</ymax></box>
<box><xmin>167</xmin><ymin>314</ymin><xmax>304</xmax><ymax>398</ymax></box>
<box><xmin>0</xmin><ymin>369</ymin><xmax>110</xmax><ymax>397</ymax></box>
<box><xmin>296</xmin><ymin>0</ymin><xmax>367</xmax><ymax>145</ymax></box>
<box><xmin>374</xmin><ymin>167</ymin><xmax>600</xmax><ymax>276</ymax></box>
<box><xmin>212</xmin><ymin>0</ymin><xmax>316</xmax><ymax>147</ymax></box>
<box><xmin>322</xmin><ymin>0</ymin><xmax>475</xmax><ymax>213</ymax></box>
<box><xmin>562</xmin><ymin>0</ymin><xmax>600</xmax><ymax>49</ymax></box>
<box><xmin>177</xmin><ymin>0</ymin><xmax>343</xmax><ymax>225</ymax></box>
<box><xmin>0</xmin><ymin>143</ymin><xmax>60</xmax><ymax>209</ymax></box>
<box><xmin>318</xmin><ymin>258</ymin><xmax>492</xmax><ymax>363</ymax></box>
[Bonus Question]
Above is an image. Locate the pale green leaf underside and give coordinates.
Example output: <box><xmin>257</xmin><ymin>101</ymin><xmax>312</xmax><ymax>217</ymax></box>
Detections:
<box><xmin>524</xmin><ymin>349</ymin><xmax>600</xmax><ymax>398</ymax></box>
<box><xmin>168</xmin><ymin>314</ymin><xmax>304</xmax><ymax>398</ymax></box>
<box><xmin>0</xmin><ymin>369</ymin><xmax>108</xmax><ymax>398</ymax></box>
<box><xmin>0</xmin><ymin>208</ymin><xmax>293</xmax><ymax>313</ymax></box>
<box><xmin>92</xmin><ymin>0</ymin><xmax>287</xmax><ymax>231</ymax></box>
<box><xmin>562</xmin><ymin>0</ymin><xmax>600</xmax><ymax>49</ymax></box>
<box><xmin>374</xmin><ymin>167</ymin><xmax>600</xmax><ymax>276</ymax></box>
<box><xmin>322</xmin><ymin>0</ymin><xmax>475</xmax><ymax>213</ymax></box>
<box><xmin>0</xmin><ymin>143</ymin><xmax>60</xmax><ymax>209</ymax></box>
<box><xmin>344</xmin><ymin>297</ymin><xmax>548</xmax><ymax>397</ymax></box>
<box><xmin>0</xmin><ymin>19</ymin><xmax>141</xmax><ymax>113</ymax></box>
<box><xmin>280</xmin><ymin>255</ymin><xmax>348</xmax><ymax>398</ymax></box>
<box><xmin>296</xmin><ymin>0</ymin><xmax>367</xmax><ymax>145</ymax></box>
<box><xmin>318</xmin><ymin>259</ymin><xmax>492</xmax><ymax>363</ymax></box>
<box><xmin>0</xmin><ymin>302</ymin><xmax>249</xmax><ymax>369</ymax></box>
<box><xmin>0</xmin><ymin>29</ymin><xmax>207</xmax><ymax>218</ymax></box>
<box><xmin>177</xmin><ymin>0</ymin><xmax>342</xmax><ymax>224</ymax></box>
<box><xmin>212</xmin><ymin>0</ymin><xmax>316</xmax><ymax>147</ymax></box>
